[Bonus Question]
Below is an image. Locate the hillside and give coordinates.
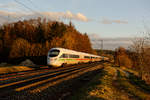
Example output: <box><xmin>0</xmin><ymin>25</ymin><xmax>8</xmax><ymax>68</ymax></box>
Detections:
<box><xmin>0</xmin><ymin>18</ymin><xmax>94</xmax><ymax>64</ymax></box>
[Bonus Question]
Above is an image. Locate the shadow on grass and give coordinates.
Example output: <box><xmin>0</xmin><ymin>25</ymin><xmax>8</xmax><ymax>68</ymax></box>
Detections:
<box><xmin>70</xmin><ymin>95</ymin><xmax>105</xmax><ymax>100</ymax></box>
<box><xmin>113</xmin><ymin>70</ymin><xmax>150</xmax><ymax>100</ymax></box>
<box><xmin>128</xmin><ymin>72</ymin><xmax>150</xmax><ymax>93</ymax></box>
<box><xmin>68</xmin><ymin>69</ymin><xmax>107</xmax><ymax>100</ymax></box>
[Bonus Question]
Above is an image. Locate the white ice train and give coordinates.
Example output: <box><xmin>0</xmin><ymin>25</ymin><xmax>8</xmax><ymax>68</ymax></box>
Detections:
<box><xmin>47</xmin><ymin>48</ymin><xmax>107</xmax><ymax>67</ymax></box>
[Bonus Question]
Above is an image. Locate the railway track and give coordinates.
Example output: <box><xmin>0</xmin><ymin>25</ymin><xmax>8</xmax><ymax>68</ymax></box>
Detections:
<box><xmin>0</xmin><ymin>62</ymin><xmax>104</xmax><ymax>100</ymax></box>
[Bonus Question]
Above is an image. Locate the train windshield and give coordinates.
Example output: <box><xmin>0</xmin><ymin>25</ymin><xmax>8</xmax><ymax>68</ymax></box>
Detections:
<box><xmin>49</xmin><ymin>49</ymin><xmax>60</xmax><ymax>57</ymax></box>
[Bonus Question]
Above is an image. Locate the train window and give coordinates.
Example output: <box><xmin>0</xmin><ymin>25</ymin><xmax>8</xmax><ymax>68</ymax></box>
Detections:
<box><xmin>69</xmin><ymin>54</ymin><xmax>73</xmax><ymax>58</ymax></box>
<box><xmin>60</xmin><ymin>54</ymin><xmax>68</xmax><ymax>58</ymax></box>
<box><xmin>49</xmin><ymin>50</ymin><xmax>60</xmax><ymax>57</ymax></box>
<box><xmin>84</xmin><ymin>56</ymin><xmax>90</xmax><ymax>58</ymax></box>
<box><xmin>70</xmin><ymin>54</ymin><xmax>74</xmax><ymax>58</ymax></box>
<box><xmin>69</xmin><ymin>54</ymin><xmax>79</xmax><ymax>58</ymax></box>
<box><xmin>74</xmin><ymin>55</ymin><xmax>79</xmax><ymax>58</ymax></box>
<box><xmin>91</xmin><ymin>57</ymin><xmax>94</xmax><ymax>59</ymax></box>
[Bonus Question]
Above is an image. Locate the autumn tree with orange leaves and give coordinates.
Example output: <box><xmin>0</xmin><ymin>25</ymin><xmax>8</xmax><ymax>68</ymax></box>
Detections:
<box><xmin>0</xmin><ymin>18</ymin><xmax>94</xmax><ymax>59</ymax></box>
<box><xmin>114</xmin><ymin>47</ymin><xmax>132</xmax><ymax>68</ymax></box>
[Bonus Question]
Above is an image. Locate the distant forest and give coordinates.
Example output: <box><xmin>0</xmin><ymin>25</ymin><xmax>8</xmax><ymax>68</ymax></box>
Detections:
<box><xmin>0</xmin><ymin>18</ymin><xmax>95</xmax><ymax>64</ymax></box>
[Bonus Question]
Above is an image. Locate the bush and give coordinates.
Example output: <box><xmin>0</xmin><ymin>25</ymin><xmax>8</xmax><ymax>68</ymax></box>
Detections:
<box><xmin>115</xmin><ymin>47</ymin><xmax>132</xmax><ymax>68</ymax></box>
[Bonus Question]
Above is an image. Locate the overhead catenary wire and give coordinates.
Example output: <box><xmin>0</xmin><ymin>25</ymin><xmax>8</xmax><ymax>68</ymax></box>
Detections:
<box><xmin>27</xmin><ymin>0</ymin><xmax>42</xmax><ymax>11</ymax></box>
<box><xmin>26</xmin><ymin>0</ymin><xmax>62</xmax><ymax>21</ymax></box>
<box><xmin>14</xmin><ymin>0</ymin><xmax>64</xmax><ymax>22</ymax></box>
<box><xmin>14</xmin><ymin>0</ymin><xmax>44</xmax><ymax>18</ymax></box>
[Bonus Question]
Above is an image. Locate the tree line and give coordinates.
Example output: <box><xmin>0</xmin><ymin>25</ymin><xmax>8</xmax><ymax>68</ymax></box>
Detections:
<box><xmin>0</xmin><ymin>18</ymin><xmax>94</xmax><ymax>62</ymax></box>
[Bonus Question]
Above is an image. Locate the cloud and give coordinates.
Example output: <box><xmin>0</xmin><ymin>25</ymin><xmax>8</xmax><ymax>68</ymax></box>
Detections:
<box><xmin>0</xmin><ymin>10</ymin><xmax>89</xmax><ymax>24</ymax></box>
<box><xmin>101</xmin><ymin>18</ymin><xmax>128</xmax><ymax>24</ymax></box>
<box><xmin>76</xmin><ymin>13</ymin><xmax>88</xmax><ymax>22</ymax></box>
<box><xmin>42</xmin><ymin>11</ymin><xmax>89</xmax><ymax>22</ymax></box>
<box><xmin>0</xmin><ymin>2</ymin><xmax>18</xmax><ymax>8</ymax></box>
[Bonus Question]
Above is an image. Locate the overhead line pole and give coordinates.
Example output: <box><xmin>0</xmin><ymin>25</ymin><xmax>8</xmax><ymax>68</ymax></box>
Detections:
<box><xmin>101</xmin><ymin>40</ymin><xmax>103</xmax><ymax>53</ymax></box>
<box><xmin>100</xmin><ymin>40</ymin><xmax>103</xmax><ymax>55</ymax></box>
<box><xmin>100</xmin><ymin>40</ymin><xmax>104</xmax><ymax>60</ymax></box>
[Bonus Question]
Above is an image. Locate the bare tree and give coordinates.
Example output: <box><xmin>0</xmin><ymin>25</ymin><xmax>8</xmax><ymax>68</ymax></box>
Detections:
<box><xmin>129</xmin><ymin>31</ymin><xmax>150</xmax><ymax>84</ymax></box>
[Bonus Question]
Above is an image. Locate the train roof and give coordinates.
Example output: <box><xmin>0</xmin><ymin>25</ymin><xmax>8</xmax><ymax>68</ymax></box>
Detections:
<box><xmin>50</xmin><ymin>47</ymin><xmax>100</xmax><ymax>57</ymax></box>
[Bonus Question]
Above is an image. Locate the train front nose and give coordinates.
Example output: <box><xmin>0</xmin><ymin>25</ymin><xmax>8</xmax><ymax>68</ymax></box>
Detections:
<box><xmin>47</xmin><ymin>57</ymin><xmax>54</xmax><ymax>65</ymax></box>
<box><xmin>47</xmin><ymin>57</ymin><xmax>58</xmax><ymax>67</ymax></box>
<box><xmin>47</xmin><ymin>49</ymin><xmax>60</xmax><ymax>67</ymax></box>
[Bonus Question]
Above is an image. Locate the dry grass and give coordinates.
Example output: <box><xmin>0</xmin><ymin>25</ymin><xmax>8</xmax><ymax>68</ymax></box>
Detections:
<box><xmin>87</xmin><ymin>65</ymin><xmax>130</xmax><ymax>100</ymax></box>
<box><xmin>0</xmin><ymin>66</ymin><xmax>33</xmax><ymax>74</ymax></box>
<box><xmin>121</xmin><ymin>66</ymin><xmax>139</xmax><ymax>76</ymax></box>
<box><xmin>68</xmin><ymin>63</ymin><xmax>150</xmax><ymax>100</ymax></box>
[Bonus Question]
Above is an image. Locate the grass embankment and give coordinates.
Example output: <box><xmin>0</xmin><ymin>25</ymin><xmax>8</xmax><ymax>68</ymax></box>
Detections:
<box><xmin>0</xmin><ymin>66</ymin><xmax>33</xmax><ymax>74</ymax></box>
<box><xmin>69</xmin><ymin>63</ymin><xmax>150</xmax><ymax>100</ymax></box>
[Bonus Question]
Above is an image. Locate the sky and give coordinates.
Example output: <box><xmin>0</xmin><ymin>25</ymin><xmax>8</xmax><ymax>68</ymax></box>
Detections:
<box><xmin>0</xmin><ymin>0</ymin><xmax>150</xmax><ymax>38</ymax></box>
